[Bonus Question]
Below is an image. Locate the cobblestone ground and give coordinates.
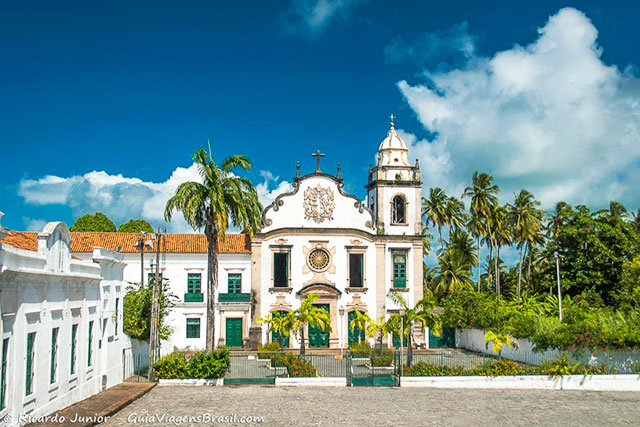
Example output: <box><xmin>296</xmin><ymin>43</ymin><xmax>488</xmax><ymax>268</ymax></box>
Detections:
<box><xmin>101</xmin><ymin>385</ymin><xmax>640</xmax><ymax>427</ymax></box>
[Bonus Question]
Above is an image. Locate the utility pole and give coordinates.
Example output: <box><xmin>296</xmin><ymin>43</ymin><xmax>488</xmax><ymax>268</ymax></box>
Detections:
<box><xmin>148</xmin><ymin>228</ymin><xmax>163</xmax><ymax>380</ymax></box>
<box><xmin>554</xmin><ymin>251</ymin><xmax>562</xmax><ymax>322</ymax></box>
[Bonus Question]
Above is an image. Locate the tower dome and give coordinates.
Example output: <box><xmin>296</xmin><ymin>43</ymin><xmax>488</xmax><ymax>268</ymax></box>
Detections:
<box><xmin>377</xmin><ymin>117</ymin><xmax>410</xmax><ymax>167</ymax></box>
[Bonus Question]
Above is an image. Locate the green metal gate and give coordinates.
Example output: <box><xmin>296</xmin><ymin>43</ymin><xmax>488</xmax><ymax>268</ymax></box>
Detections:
<box><xmin>347</xmin><ymin>349</ymin><xmax>400</xmax><ymax>387</ymax></box>
<box><xmin>429</xmin><ymin>327</ymin><xmax>455</xmax><ymax>348</ymax></box>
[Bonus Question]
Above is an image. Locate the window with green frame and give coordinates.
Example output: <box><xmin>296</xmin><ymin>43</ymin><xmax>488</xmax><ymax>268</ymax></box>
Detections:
<box><xmin>392</xmin><ymin>253</ymin><xmax>407</xmax><ymax>288</ymax></box>
<box><xmin>50</xmin><ymin>327</ymin><xmax>59</xmax><ymax>384</ymax></box>
<box><xmin>25</xmin><ymin>332</ymin><xmax>35</xmax><ymax>396</ymax></box>
<box><xmin>273</xmin><ymin>252</ymin><xmax>289</xmax><ymax>287</ymax></box>
<box><xmin>70</xmin><ymin>324</ymin><xmax>78</xmax><ymax>375</ymax></box>
<box><xmin>87</xmin><ymin>321</ymin><xmax>94</xmax><ymax>367</ymax></box>
<box><xmin>186</xmin><ymin>318</ymin><xmax>200</xmax><ymax>339</ymax></box>
<box><xmin>228</xmin><ymin>274</ymin><xmax>242</xmax><ymax>294</ymax></box>
<box><xmin>1</xmin><ymin>337</ymin><xmax>8</xmax><ymax>410</ymax></box>
<box><xmin>187</xmin><ymin>273</ymin><xmax>202</xmax><ymax>294</ymax></box>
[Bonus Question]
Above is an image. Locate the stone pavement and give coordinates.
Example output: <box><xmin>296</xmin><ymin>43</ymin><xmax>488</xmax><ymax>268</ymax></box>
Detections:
<box><xmin>27</xmin><ymin>382</ymin><xmax>156</xmax><ymax>427</ymax></box>
<box><xmin>102</xmin><ymin>385</ymin><xmax>640</xmax><ymax>426</ymax></box>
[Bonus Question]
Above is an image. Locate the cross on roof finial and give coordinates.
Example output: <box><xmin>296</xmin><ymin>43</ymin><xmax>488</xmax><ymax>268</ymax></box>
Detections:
<box><xmin>389</xmin><ymin>114</ymin><xmax>396</xmax><ymax>129</ymax></box>
<box><xmin>312</xmin><ymin>150</ymin><xmax>325</xmax><ymax>174</ymax></box>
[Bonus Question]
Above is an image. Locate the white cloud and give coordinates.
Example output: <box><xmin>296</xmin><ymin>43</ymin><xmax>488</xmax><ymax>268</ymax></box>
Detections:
<box><xmin>23</xmin><ymin>217</ymin><xmax>47</xmax><ymax>231</ymax></box>
<box><xmin>19</xmin><ymin>166</ymin><xmax>290</xmax><ymax>233</ymax></box>
<box><xmin>283</xmin><ymin>0</ymin><xmax>365</xmax><ymax>37</ymax></box>
<box><xmin>398</xmin><ymin>7</ymin><xmax>640</xmax><ymax>210</ymax></box>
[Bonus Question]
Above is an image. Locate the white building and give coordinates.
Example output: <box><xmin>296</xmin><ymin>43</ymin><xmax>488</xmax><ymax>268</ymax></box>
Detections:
<box><xmin>0</xmin><ymin>214</ymin><xmax>130</xmax><ymax>426</ymax></box>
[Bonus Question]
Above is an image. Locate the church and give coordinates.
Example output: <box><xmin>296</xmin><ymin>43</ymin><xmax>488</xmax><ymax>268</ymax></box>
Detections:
<box><xmin>247</xmin><ymin>117</ymin><xmax>425</xmax><ymax>350</ymax></box>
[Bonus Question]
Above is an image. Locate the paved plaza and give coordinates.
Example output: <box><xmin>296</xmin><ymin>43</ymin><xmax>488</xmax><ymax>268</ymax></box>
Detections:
<box><xmin>102</xmin><ymin>385</ymin><xmax>640</xmax><ymax>426</ymax></box>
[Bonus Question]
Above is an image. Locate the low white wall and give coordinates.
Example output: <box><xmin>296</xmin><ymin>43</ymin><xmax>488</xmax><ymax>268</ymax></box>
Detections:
<box><xmin>400</xmin><ymin>374</ymin><xmax>640</xmax><ymax>391</ymax></box>
<box><xmin>158</xmin><ymin>379</ymin><xmax>224</xmax><ymax>386</ymax></box>
<box><xmin>275</xmin><ymin>377</ymin><xmax>347</xmax><ymax>387</ymax></box>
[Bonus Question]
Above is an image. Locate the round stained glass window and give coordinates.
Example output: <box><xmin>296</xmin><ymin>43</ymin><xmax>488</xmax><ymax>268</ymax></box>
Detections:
<box><xmin>308</xmin><ymin>248</ymin><xmax>330</xmax><ymax>272</ymax></box>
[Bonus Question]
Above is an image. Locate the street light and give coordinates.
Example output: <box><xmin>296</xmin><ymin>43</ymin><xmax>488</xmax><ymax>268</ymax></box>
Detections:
<box><xmin>554</xmin><ymin>252</ymin><xmax>563</xmax><ymax>322</ymax></box>
<box><xmin>339</xmin><ymin>306</ymin><xmax>345</xmax><ymax>357</ymax></box>
<box><xmin>398</xmin><ymin>308</ymin><xmax>406</xmax><ymax>376</ymax></box>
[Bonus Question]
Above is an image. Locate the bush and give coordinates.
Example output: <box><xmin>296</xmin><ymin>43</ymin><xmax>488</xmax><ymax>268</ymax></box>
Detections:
<box><xmin>405</xmin><ymin>362</ymin><xmax>464</xmax><ymax>377</ymax></box>
<box><xmin>371</xmin><ymin>348</ymin><xmax>394</xmax><ymax>367</ymax></box>
<box><xmin>257</xmin><ymin>342</ymin><xmax>280</xmax><ymax>360</ymax></box>
<box><xmin>350</xmin><ymin>342</ymin><xmax>372</xmax><ymax>358</ymax></box>
<box><xmin>273</xmin><ymin>353</ymin><xmax>317</xmax><ymax>377</ymax></box>
<box><xmin>154</xmin><ymin>348</ymin><xmax>230</xmax><ymax>379</ymax></box>
<box><xmin>470</xmin><ymin>359</ymin><xmax>529</xmax><ymax>377</ymax></box>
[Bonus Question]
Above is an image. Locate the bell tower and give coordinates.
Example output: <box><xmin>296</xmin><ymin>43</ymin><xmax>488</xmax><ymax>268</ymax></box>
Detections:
<box><xmin>366</xmin><ymin>115</ymin><xmax>422</xmax><ymax>236</ymax></box>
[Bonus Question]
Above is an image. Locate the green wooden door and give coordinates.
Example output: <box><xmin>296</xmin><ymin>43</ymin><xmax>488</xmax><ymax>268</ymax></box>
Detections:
<box><xmin>348</xmin><ymin>311</ymin><xmax>365</xmax><ymax>346</ymax></box>
<box><xmin>225</xmin><ymin>318</ymin><xmax>243</xmax><ymax>348</ymax></box>
<box><xmin>429</xmin><ymin>327</ymin><xmax>455</xmax><ymax>348</ymax></box>
<box><xmin>308</xmin><ymin>304</ymin><xmax>329</xmax><ymax>348</ymax></box>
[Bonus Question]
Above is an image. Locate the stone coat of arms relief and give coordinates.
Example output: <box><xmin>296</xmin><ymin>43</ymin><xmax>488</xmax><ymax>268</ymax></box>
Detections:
<box><xmin>303</xmin><ymin>184</ymin><xmax>335</xmax><ymax>223</ymax></box>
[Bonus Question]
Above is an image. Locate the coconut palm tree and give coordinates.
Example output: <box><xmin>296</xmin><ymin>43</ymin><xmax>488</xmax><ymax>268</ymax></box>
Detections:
<box><xmin>257</xmin><ymin>311</ymin><xmax>292</xmax><ymax>350</ymax></box>
<box><xmin>632</xmin><ymin>208</ymin><xmax>640</xmax><ymax>233</ymax></box>
<box><xmin>488</xmin><ymin>205</ymin><xmax>511</xmax><ymax>295</ymax></box>
<box><xmin>422</xmin><ymin>187</ymin><xmax>448</xmax><ymax>250</ymax></box>
<box><xmin>462</xmin><ymin>172</ymin><xmax>499</xmax><ymax>290</ymax></box>
<box><xmin>368</xmin><ymin>315</ymin><xmax>393</xmax><ymax>354</ymax></box>
<box><xmin>387</xmin><ymin>291</ymin><xmax>441</xmax><ymax>366</ymax></box>
<box><xmin>466</xmin><ymin>212</ymin><xmax>486</xmax><ymax>290</ymax></box>
<box><xmin>448</xmin><ymin>228</ymin><xmax>478</xmax><ymax>267</ymax></box>
<box><xmin>289</xmin><ymin>293</ymin><xmax>331</xmax><ymax>357</ymax></box>
<box><xmin>445</xmin><ymin>196</ymin><xmax>467</xmax><ymax>232</ymax></box>
<box><xmin>164</xmin><ymin>147</ymin><xmax>262</xmax><ymax>350</ymax></box>
<box><xmin>434</xmin><ymin>249</ymin><xmax>474</xmax><ymax>295</ymax></box>
<box><xmin>546</xmin><ymin>201</ymin><xmax>570</xmax><ymax>239</ymax></box>
<box><xmin>349</xmin><ymin>309</ymin><xmax>373</xmax><ymax>344</ymax></box>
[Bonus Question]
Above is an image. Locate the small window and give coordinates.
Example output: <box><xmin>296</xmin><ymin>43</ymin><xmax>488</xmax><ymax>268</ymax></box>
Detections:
<box><xmin>273</xmin><ymin>253</ymin><xmax>289</xmax><ymax>287</ymax></box>
<box><xmin>1</xmin><ymin>338</ymin><xmax>8</xmax><ymax>409</ymax></box>
<box><xmin>392</xmin><ymin>253</ymin><xmax>407</xmax><ymax>288</ymax></box>
<box><xmin>391</xmin><ymin>196</ymin><xmax>406</xmax><ymax>224</ymax></box>
<box><xmin>188</xmin><ymin>273</ymin><xmax>202</xmax><ymax>294</ymax></box>
<box><xmin>349</xmin><ymin>254</ymin><xmax>364</xmax><ymax>287</ymax></box>
<box><xmin>70</xmin><ymin>324</ymin><xmax>78</xmax><ymax>375</ymax></box>
<box><xmin>50</xmin><ymin>327</ymin><xmax>59</xmax><ymax>384</ymax></box>
<box><xmin>186</xmin><ymin>318</ymin><xmax>201</xmax><ymax>339</ymax></box>
<box><xmin>87</xmin><ymin>321</ymin><xmax>94</xmax><ymax>367</ymax></box>
<box><xmin>228</xmin><ymin>274</ymin><xmax>242</xmax><ymax>294</ymax></box>
<box><xmin>25</xmin><ymin>332</ymin><xmax>36</xmax><ymax>396</ymax></box>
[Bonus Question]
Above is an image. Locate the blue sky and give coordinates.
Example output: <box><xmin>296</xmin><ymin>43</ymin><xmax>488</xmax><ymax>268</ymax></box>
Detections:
<box><xmin>2</xmin><ymin>0</ymin><xmax>640</xmax><ymax>233</ymax></box>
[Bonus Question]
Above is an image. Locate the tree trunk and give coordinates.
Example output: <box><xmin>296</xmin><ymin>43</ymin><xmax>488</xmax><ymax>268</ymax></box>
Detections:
<box><xmin>495</xmin><ymin>243</ymin><xmax>500</xmax><ymax>296</ymax></box>
<box><xmin>205</xmin><ymin>230</ymin><xmax>219</xmax><ymax>351</ymax></box>
<box><xmin>406</xmin><ymin>327</ymin><xmax>413</xmax><ymax>367</ymax></box>
<box><xmin>300</xmin><ymin>326</ymin><xmax>306</xmax><ymax>358</ymax></box>
<box><xmin>476</xmin><ymin>236</ymin><xmax>481</xmax><ymax>291</ymax></box>
<box><xmin>517</xmin><ymin>246</ymin><xmax>523</xmax><ymax>303</ymax></box>
<box><xmin>527</xmin><ymin>244</ymin><xmax>533</xmax><ymax>285</ymax></box>
<box><xmin>487</xmin><ymin>242</ymin><xmax>494</xmax><ymax>292</ymax></box>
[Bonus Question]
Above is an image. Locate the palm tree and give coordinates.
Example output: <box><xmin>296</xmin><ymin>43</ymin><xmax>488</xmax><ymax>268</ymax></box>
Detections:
<box><xmin>466</xmin><ymin>212</ymin><xmax>486</xmax><ymax>290</ymax></box>
<box><xmin>422</xmin><ymin>225</ymin><xmax>433</xmax><ymax>257</ymax></box>
<box><xmin>422</xmin><ymin>188</ymin><xmax>448</xmax><ymax>250</ymax></box>
<box><xmin>445</xmin><ymin>196</ymin><xmax>467</xmax><ymax>231</ymax></box>
<box><xmin>434</xmin><ymin>249</ymin><xmax>474</xmax><ymax>295</ymax></box>
<box><xmin>289</xmin><ymin>293</ymin><xmax>331</xmax><ymax>357</ymax></box>
<box><xmin>349</xmin><ymin>309</ymin><xmax>373</xmax><ymax>344</ymax></box>
<box><xmin>546</xmin><ymin>201</ymin><xmax>570</xmax><ymax>239</ymax></box>
<box><xmin>257</xmin><ymin>311</ymin><xmax>292</xmax><ymax>350</ymax></box>
<box><xmin>462</xmin><ymin>172</ymin><xmax>499</xmax><ymax>290</ymax></box>
<box><xmin>368</xmin><ymin>315</ymin><xmax>392</xmax><ymax>354</ymax></box>
<box><xmin>164</xmin><ymin>147</ymin><xmax>262</xmax><ymax>350</ymax></box>
<box><xmin>632</xmin><ymin>208</ymin><xmax>640</xmax><ymax>233</ymax></box>
<box><xmin>488</xmin><ymin>205</ymin><xmax>511</xmax><ymax>296</ymax></box>
<box><xmin>448</xmin><ymin>228</ymin><xmax>478</xmax><ymax>267</ymax></box>
<box><xmin>387</xmin><ymin>291</ymin><xmax>441</xmax><ymax>366</ymax></box>
<box><xmin>507</xmin><ymin>190</ymin><xmax>542</xmax><ymax>302</ymax></box>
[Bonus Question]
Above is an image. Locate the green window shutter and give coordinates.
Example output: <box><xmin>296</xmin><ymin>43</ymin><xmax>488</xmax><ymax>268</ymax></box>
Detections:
<box><xmin>228</xmin><ymin>274</ymin><xmax>242</xmax><ymax>294</ymax></box>
<box><xmin>392</xmin><ymin>253</ymin><xmax>407</xmax><ymax>288</ymax></box>
<box><xmin>188</xmin><ymin>273</ymin><xmax>202</xmax><ymax>294</ymax></box>
<box><xmin>50</xmin><ymin>328</ymin><xmax>58</xmax><ymax>384</ymax></box>
<box><xmin>87</xmin><ymin>321</ymin><xmax>93</xmax><ymax>367</ymax></box>
<box><xmin>273</xmin><ymin>253</ymin><xmax>289</xmax><ymax>287</ymax></box>
<box><xmin>186</xmin><ymin>318</ymin><xmax>201</xmax><ymax>339</ymax></box>
<box><xmin>1</xmin><ymin>338</ymin><xmax>8</xmax><ymax>410</ymax></box>
<box><xmin>25</xmin><ymin>332</ymin><xmax>35</xmax><ymax>396</ymax></box>
<box><xmin>71</xmin><ymin>324</ymin><xmax>78</xmax><ymax>375</ymax></box>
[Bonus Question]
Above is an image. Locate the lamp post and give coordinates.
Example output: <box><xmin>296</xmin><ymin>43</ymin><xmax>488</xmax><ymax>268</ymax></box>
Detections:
<box><xmin>554</xmin><ymin>251</ymin><xmax>563</xmax><ymax>322</ymax></box>
<box><xmin>398</xmin><ymin>308</ymin><xmax>406</xmax><ymax>376</ymax></box>
<box><xmin>339</xmin><ymin>306</ymin><xmax>345</xmax><ymax>357</ymax></box>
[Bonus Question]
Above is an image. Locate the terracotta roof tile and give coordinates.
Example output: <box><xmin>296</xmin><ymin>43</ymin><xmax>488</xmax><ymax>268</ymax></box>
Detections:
<box><xmin>1</xmin><ymin>231</ymin><xmax>249</xmax><ymax>254</ymax></box>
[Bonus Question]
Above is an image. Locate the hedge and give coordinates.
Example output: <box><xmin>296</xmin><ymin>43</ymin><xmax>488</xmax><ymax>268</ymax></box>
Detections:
<box><xmin>154</xmin><ymin>348</ymin><xmax>230</xmax><ymax>379</ymax></box>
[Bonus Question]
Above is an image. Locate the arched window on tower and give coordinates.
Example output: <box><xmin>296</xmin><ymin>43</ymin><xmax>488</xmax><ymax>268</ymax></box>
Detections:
<box><xmin>391</xmin><ymin>196</ymin><xmax>406</xmax><ymax>224</ymax></box>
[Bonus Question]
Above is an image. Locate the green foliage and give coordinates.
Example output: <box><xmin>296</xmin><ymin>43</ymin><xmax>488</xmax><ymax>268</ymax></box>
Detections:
<box><xmin>257</xmin><ymin>342</ymin><xmax>280</xmax><ymax>360</ymax></box>
<box><xmin>350</xmin><ymin>342</ymin><xmax>372</xmax><ymax>358</ymax></box>
<box><xmin>485</xmin><ymin>331</ymin><xmax>519</xmax><ymax>355</ymax></box>
<box><xmin>123</xmin><ymin>280</ymin><xmax>176</xmax><ymax>341</ymax></box>
<box><xmin>118</xmin><ymin>219</ymin><xmax>154</xmax><ymax>233</ymax></box>
<box><xmin>273</xmin><ymin>353</ymin><xmax>317</xmax><ymax>377</ymax></box>
<box><xmin>404</xmin><ymin>362</ymin><xmax>465</xmax><ymax>377</ymax></box>
<box><xmin>69</xmin><ymin>212</ymin><xmax>116</xmax><ymax>232</ymax></box>
<box><xmin>370</xmin><ymin>347</ymin><xmax>394</xmax><ymax>367</ymax></box>
<box><xmin>153</xmin><ymin>349</ymin><xmax>230</xmax><ymax>379</ymax></box>
<box><xmin>288</xmin><ymin>293</ymin><xmax>331</xmax><ymax>357</ymax></box>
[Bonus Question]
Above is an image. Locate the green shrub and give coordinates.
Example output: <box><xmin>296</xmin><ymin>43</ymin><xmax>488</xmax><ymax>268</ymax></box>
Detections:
<box><xmin>257</xmin><ymin>342</ymin><xmax>280</xmax><ymax>359</ymax></box>
<box><xmin>350</xmin><ymin>342</ymin><xmax>372</xmax><ymax>358</ymax></box>
<box><xmin>153</xmin><ymin>352</ymin><xmax>189</xmax><ymax>379</ymax></box>
<box><xmin>154</xmin><ymin>348</ymin><xmax>230</xmax><ymax>379</ymax></box>
<box><xmin>273</xmin><ymin>353</ymin><xmax>317</xmax><ymax>377</ymax></box>
<box><xmin>471</xmin><ymin>359</ymin><xmax>529</xmax><ymax>377</ymax></box>
<box><xmin>404</xmin><ymin>362</ymin><xmax>465</xmax><ymax>376</ymax></box>
<box><xmin>371</xmin><ymin>347</ymin><xmax>394</xmax><ymax>367</ymax></box>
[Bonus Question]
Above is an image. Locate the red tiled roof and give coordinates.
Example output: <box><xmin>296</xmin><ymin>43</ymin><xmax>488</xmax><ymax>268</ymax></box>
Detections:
<box><xmin>1</xmin><ymin>231</ymin><xmax>249</xmax><ymax>254</ymax></box>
